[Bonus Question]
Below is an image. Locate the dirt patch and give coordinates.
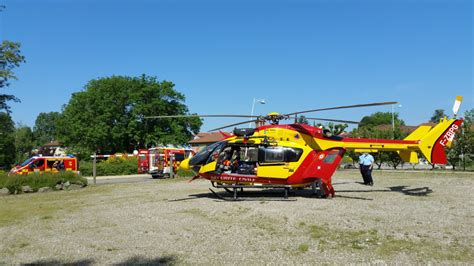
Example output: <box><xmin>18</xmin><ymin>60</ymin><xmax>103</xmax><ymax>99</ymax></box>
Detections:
<box><xmin>0</xmin><ymin>170</ymin><xmax>472</xmax><ymax>264</ymax></box>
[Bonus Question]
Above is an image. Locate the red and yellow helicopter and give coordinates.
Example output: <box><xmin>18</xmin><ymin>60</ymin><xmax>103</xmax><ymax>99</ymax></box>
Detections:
<box><xmin>148</xmin><ymin>97</ymin><xmax>464</xmax><ymax>200</ymax></box>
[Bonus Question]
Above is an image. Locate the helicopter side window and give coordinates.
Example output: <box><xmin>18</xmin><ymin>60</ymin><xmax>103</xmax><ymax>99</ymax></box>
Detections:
<box><xmin>285</xmin><ymin>147</ymin><xmax>303</xmax><ymax>162</ymax></box>
<box><xmin>259</xmin><ymin>147</ymin><xmax>285</xmax><ymax>163</ymax></box>
<box><xmin>258</xmin><ymin>147</ymin><xmax>303</xmax><ymax>163</ymax></box>
<box><xmin>323</xmin><ymin>151</ymin><xmax>339</xmax><ymax>164</ymax></box>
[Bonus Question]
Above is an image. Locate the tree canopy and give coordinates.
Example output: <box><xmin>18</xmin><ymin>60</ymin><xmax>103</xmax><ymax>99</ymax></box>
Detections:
<box><xmin>430</xmin><ymin>109</ymin><xmax>446</xmax><ymax>123</ymax></box>
<box><xmin>359</xmin><ymin>111</ymin><xmax>405</xmax><ymax>128</ymax></box>
<box><xmin>0</xmin><ymin>41</ymin><xmax>25</xmax><ymax>113</ymax></box>
<box><xmin>14</xmin><ymin>124</ymin><xmax>34</xmax><ymax>163</ymax></box>
<box><xmin>347</xmin><ymin>111</ymin><xmax>408</xmax><ymax>169</ymax></box>
<box><xmin>316</xmin><ymin>122</ymin><xmax>349</xmax><ymax>135</ymax></box>
<box><xmin>0</xmin><ymin>112</ymin><xmax>16</xmax><ymax>168</ymax></box>
<box><xmin>34</xmin><ymin>112</ymin><xmax>61</xmax><ymax>146</ymax></box>
<box><xmin>297</xmin><ymin>115</ymin><xmax>309</xmax><ymax>125</ymax></box>
<box><xmin>447</xmin><ymin>108</ymin><xmax>474</xmax><ymax>170</ymax></box>
<box><xmin>57</xmin><ymin>75</ymin><xmax>202</xmax><ymax>157</ymax></box>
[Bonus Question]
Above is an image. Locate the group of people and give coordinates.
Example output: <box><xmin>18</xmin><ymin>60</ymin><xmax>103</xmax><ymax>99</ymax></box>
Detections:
<box><xmin>217</xmin><ymin>147</ymin><xmax>241</xmax><ymax>173</ymax></box>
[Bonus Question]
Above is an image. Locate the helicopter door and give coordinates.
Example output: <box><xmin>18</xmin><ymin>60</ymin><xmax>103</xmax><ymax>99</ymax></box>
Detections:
<box><xmin>256</xmin><ymin>147</ymin><xmax>303</xmax><ymax>179</ymax></box>
<box><xmin>257</xmin><ymin>147</ymin><xmax>292</xmax><ymax>179</ymax></box>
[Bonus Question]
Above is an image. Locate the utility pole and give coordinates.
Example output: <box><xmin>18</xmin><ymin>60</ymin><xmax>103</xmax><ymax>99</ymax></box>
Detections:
<box><xmin>93</xmin><ymin>152</ymin><xmax>97</xmax><ymax>185</ymax></box>
<box><xmin>249</xmin><ymin>98</ymin><xmax>265</xmax><ymax>127</ymax></box>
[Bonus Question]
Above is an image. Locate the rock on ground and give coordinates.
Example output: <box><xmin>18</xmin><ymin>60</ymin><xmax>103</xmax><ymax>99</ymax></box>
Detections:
<box><xmin>21</xmin><ymin>186</ymin><xmax>34</xmax><ymax>193</ymax></box>
<box><xmin>0</xmin><ymin>188</ymin><xmax>9</xmax><ymax>196</ymax></box>
<box><xmin>38</xmin><ymin>187</ymin><xmax>52</xmax><ymax>193</ymax></box>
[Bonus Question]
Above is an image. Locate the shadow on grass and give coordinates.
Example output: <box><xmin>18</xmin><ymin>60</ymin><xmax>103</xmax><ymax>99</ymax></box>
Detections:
<box><xmin>167</xmin><ymin>191</ymin><xmax>216</xmax><ymax>202</ymax></box>
<box><xmin>114</xmin><ymin>255</ymin><xmax>178</xmax><ymax>265</ymax></box>
<box><xmin>170</xmin><ymin>183</ymin><xmax>432</xmax><ymax>202</ymax></box>
<box><xmin>22</xmin><ymin>255</ymin><xmax>178</xmax><ymax>266</ymax></box>
<box><xmin>171</xmin><ymin>187</ymin><xmax>375</xmax><ymax>201</ymax></box>
<box><xmin>170</xmin><ymin>189</ymin><xmax>294</xmax><ymax>202</ymax></box>
<box><xmin>387</xmin><ymin>185</ymin><xmax>433</xmax><ymax>196</ymax></box>
<box><xmin>22</xmin><ymin>259</ymin><xmax>95</xmax><ymax>266</ymax></box>
<box><xmin>336</xmin><ymin>185</ymin><xmax>433</xmax><ymax>197</ymax></box>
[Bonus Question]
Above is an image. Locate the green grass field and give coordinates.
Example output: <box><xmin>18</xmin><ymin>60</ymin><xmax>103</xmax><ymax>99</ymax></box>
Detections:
<box><xmin>0</xmin><ymin>170</ymin><xmax>472</xmax><ymax>264</ymax></box>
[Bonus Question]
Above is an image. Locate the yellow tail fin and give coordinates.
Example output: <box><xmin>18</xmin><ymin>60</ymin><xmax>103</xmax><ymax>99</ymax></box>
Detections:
<box><xmin>414</xmin><ymin>118</ymin><xmax>464</xmax><ymax>164</ymax></box>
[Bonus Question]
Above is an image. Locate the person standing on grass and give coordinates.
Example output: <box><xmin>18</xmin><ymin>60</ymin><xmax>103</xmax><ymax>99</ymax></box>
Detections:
<box><xmin>359</xmin><ymin>153</ymin><xmax>375</xmax><ymax>186</ymax></box>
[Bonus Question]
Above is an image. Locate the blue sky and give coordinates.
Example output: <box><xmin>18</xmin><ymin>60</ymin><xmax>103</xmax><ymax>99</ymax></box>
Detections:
<box><xmin>2</xmin><ymin>0</ymin><xmax>473</xmax><ymax>132</ymax></box>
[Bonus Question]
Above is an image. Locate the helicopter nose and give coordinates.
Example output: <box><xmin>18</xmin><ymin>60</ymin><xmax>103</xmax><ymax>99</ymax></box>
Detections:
<box><xmin>179</xmin><ymin>158</ymin><xmax>191</xmax><ymax>170</ymax></box>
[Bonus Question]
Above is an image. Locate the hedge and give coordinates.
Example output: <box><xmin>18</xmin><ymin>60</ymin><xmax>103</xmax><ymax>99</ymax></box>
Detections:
<box><xmin>79</xmin><ymin>156</ymin><xmax>138</xmax><ymax>176</ymax></box>
<box><xmin>0</xmin><ymin>171</ymin><xmax>88</xmax><ymax>193</ymax></box>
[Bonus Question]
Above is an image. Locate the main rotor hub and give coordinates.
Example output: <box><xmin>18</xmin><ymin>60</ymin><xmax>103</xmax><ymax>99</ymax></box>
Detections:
<box><xmin>262</xmin><ymin>112</ymin><xmax>289</xmax><ymax>125</ymax></box>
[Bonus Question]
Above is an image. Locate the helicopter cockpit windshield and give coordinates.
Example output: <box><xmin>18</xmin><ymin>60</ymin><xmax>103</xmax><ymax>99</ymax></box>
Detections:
<box><xmin>189</xmin><ymin>141</ymin><xmax>226</xmax><ymax>166</ymax></box>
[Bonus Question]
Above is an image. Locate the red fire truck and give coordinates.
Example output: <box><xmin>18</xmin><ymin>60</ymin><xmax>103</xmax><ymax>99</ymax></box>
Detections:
<box><xmin>138</xmin><ymin>148</ymin><xmax>194</xmax><ymax>178</ymax></box>
<box><xmin>9</xmin><ymin>155</ymin><xmax>78</xmax><ymax>176</ymax></box>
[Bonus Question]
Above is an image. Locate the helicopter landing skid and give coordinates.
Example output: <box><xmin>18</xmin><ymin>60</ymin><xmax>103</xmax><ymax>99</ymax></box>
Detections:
<box><xmin>209</xmin><ymin>188</ymin><xmax>297</xmax><ymax>201</ymax></box>
<box><xmin>209</xmin><ymin>183</ymin><xmax>297</xmax><ymax>201</ymax></box>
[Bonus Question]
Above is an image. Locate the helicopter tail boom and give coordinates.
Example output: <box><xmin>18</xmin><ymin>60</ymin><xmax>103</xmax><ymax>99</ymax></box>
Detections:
<box><xmin>317</xmin><ymin>118</ymin><xmax>464</xmax><ymax>165</ymax></box>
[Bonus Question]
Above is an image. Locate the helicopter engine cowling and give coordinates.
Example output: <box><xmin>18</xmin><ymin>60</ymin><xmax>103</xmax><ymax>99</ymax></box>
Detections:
<box><xmin>233</xmin><ymin>128</ymin><xmax>255</xmax><ymax>137</ymax></box>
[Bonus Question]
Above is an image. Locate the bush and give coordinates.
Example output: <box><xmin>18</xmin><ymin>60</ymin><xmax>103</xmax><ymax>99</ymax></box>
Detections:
<box><xmin>0</xmin><ymin>171</ymin><xmax>88</xmax><ymax>193</ymax></box>
<box><xmin>79</xmin><ymin>156</ymin><xmax>138</xmax><ymax>176</ymax></box>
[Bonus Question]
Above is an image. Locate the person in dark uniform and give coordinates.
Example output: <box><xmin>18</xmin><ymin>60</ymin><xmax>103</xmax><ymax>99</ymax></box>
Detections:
<box><xmin>359</xmin><ymin>153</ymin><xmax>374</xmax><ymax>185</ymax></box>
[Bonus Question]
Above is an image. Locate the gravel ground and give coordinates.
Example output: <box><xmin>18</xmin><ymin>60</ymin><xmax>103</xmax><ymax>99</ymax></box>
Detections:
<box><xmin>0</xmin><ymin>170</ymin><xmax>473</xmax><ymax>265</ymax></box>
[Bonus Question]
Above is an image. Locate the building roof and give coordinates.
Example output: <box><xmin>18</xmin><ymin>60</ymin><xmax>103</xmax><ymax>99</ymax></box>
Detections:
<box><xmin>43</xmin><ymin>140</ymin><xmax>62</xmax><ymax>147</ymax></box>
<box><xmin>188</xmin><ymin>132</ymin><xmax>228</xmax><ymax>144</ymax></box>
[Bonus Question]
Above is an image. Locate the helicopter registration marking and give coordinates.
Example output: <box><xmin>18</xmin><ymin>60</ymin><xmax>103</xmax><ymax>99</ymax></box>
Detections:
<box><xmin>439</xmin><ymin>124</ymin><xmax>459</xmax><ymax>147</ymax></box>
<box><xmin>210</xmin><ymin>176</ymin><xmax>257</xmax><ymax>183</ymax></box>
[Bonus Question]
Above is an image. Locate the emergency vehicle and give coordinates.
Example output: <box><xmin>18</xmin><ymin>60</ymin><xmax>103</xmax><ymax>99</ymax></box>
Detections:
<box><xmin>137</xmin><ymin>147</ymin><xmax>194</xmax><ymax>178</ymax></box>
<box><xmin>9</xmin><ymin>155</ymin><xmax>78</xmax><ymax>176</ymax></box>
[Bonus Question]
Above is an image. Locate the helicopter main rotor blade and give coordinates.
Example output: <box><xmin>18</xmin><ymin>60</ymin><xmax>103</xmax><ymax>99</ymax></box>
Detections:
<box><xmin>145</xmin><ymin>114</ymin><xmax>260</xmax><ymax>119</ymax></box>
<box><xmin>281</xmin><ymin>116</ymin><xmax>360</xmax><ymax>124</ymax></box>
<box><xmin>208</xmin><ymin>119</ymin><xmax>259</xmax><ymax>132</ymax></box>
<box><xmin>303</xmin><ymin>117</ymin><xmax>360</xmax><ymax>124</ymax></box>
<box><xmin>285</xmin><ymin>101</ymin><xmax>398</xmax><ymax>117</ymax></box>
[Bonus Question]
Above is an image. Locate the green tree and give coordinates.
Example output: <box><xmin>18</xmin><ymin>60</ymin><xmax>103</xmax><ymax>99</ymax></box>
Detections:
<box><xmin>353</xmin><ymin>114</ymin><xmax>408</xmax><ymax>169</ymax></box>
<box><xmin>0</xmin><ymin>41</ymin><xmax>26</xmax><ymax>113</ymax></box>
<box><xmin>0</xmin><ymin>112</ymin><xmax>16</xmax><ymax>169</ymax></box>
<box><xmin>447</xmin><ymin>108</ymin><xmax>474</xmax><ymax>170</ymax></box>
<box><xmin>430</xmin><ymin>109</ymin><xmax>446</xmax><ymax>123</ymax></box>
<box><xmin>327</xmin><ymin>122</ymin><xmax>348</xmax><ymax>135</ymax></box>
<box><xmin>359</xmin><ymin>111</ymin><xmax>405</xmax><ymax>128</ymax></box>
<box><xmin>14</xmin><ymin>124</ymin><xmax>34</xmax><ymax>163</ymax></box>
<box><xmin>297</xmin><ymin>115</ymin><xmax>309</xmax><ymax>125</ymax></box>
<box><xmin>315</xmin><ymin>122</ymin><xmax>348</xmax><ymax>135</ymax></box>
<box><xmin>33</xmin><ymin>112</ymin><xmax>61</xmax><ymax>146</ymax></box>
<box><xmin>57</xmin><ymin>75</ymin><xmax>202</xmax><ymax>158</ymax></box>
